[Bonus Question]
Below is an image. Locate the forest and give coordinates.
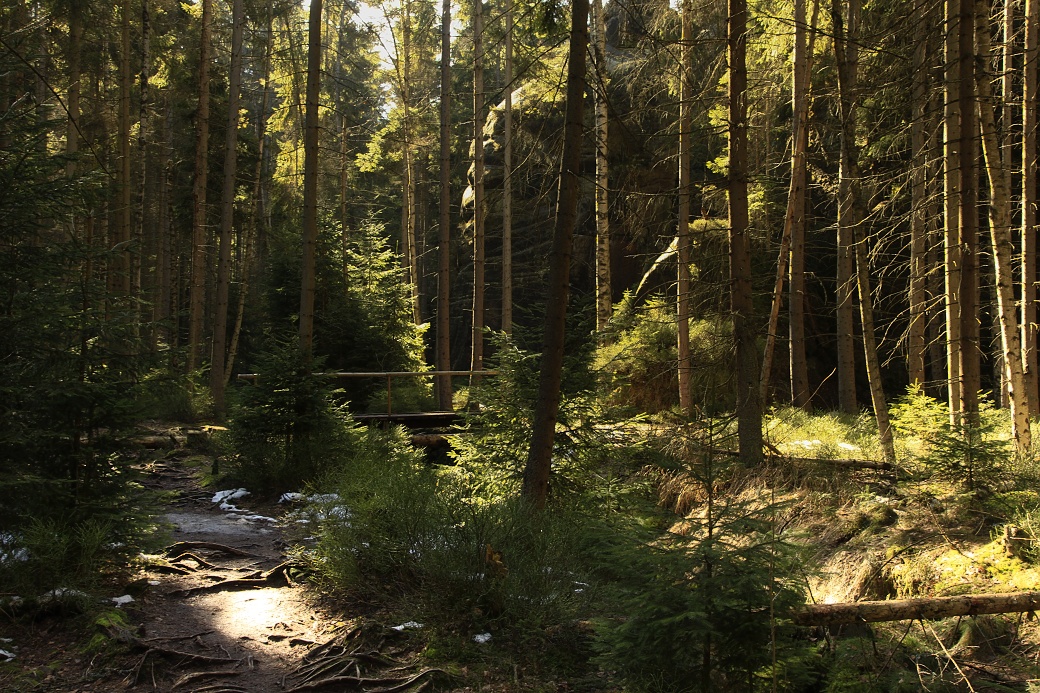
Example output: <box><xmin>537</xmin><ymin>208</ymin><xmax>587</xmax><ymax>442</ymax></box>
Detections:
<box><xmin>9</xmin><ymin>0</ymin><xmax>1040</xmax><ymax>689</ymax></box>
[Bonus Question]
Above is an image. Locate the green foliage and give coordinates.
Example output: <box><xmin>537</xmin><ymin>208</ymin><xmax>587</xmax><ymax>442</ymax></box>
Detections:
<box><xmin>223</xmin><ymin>339</ymin><xmax>362</xmax><ymax>490</ymax></box>
<box><xmin>310</xmin><ymin>428</ymin><xmax>593</xmax><ymax>632</ymax></box>
<box><xmin>594</xmin><ymin>418</ymin><xmax>812</xmax><ymax>692</ymax></box>
<box><xmin>596</xmin><ymin>296</ymin><xmax>734</xmax><ymax>415</ymax></box>
<box><xmin>890</xmin><ymin>387</ymin><xmax>1012</xmax><ymax>491</ymax></box>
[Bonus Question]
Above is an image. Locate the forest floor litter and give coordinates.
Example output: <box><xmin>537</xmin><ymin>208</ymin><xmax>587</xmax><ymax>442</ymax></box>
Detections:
<box><xmin>0</xmin><ymin>423</ymin><xmax>441</xmax><ymax>692</ymax></box>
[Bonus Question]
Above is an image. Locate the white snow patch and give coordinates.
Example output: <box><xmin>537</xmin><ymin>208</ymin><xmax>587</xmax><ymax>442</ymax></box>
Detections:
<box><xmin>391</xmin><ymin>621</ymin><xmax>424</xmax><ymax>631</ymax></box>
<box><xmin>243</xmin><ymin>515</ymin><xmax>278</xmax><ymax>523</ymax></box>
<box><xmin>111</xmin><ymin>595</ymin><xmax>135</xmax><ymax>607</ymax></box>
<box><xmin>212</xmin><ymin>488</ymin><xmax>250</xmax><ymax>504</ymax></box>
<box><xmin>837</xmin><ymin>442</ymin><xmax>860</xmax><ymax>451</ymax></box>
<box><xmin>279</xmin><ymin>492</ymin><xmax>307</xmax><ymax>503</ymax></box>
<box><xmin>473</xmin><ymin>633</ymin><xmax>492</xmax><ymax>644</ymax></box>
<box><xmin>0</xmin><ymin>648</ymin><xmax>14</xmax><ymax>661</ymax></box>
<box><xmin>147</xmin><ymin>580</ymin><xmax>161</xmax><ymax>586</ymax></box>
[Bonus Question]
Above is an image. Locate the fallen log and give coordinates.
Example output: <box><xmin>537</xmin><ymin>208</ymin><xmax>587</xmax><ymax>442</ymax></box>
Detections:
<box><xmin>792</xmin><ymin>590</ymin><xmax>1040</xmax><ymax>626</ymax></box>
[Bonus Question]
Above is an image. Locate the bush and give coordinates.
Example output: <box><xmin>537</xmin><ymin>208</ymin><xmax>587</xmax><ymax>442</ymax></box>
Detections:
<box><xmin>310</xmin><ymin>427</ymin><xmax>594</xmax><ymax>632</ymax></box>
<box><xmin>594</xmin><ymin>417</ymin><xmax>813</xmax><ymax>692</ymax></box>
<box><xmin>596</xmin><ymin>295</ymin><xmax>734</xmax><ymax>415</ymax></box>
<box><xmin>223</xmin><ymin>339</ymin><xmax>362</xmax><ymax>491</ymax></box>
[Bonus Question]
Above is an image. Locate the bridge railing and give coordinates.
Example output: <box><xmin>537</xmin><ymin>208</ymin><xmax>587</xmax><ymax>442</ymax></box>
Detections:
<box><xmin>236</xmin><ymin>370</ymin><xmax>497</xmax><ymax>416</ymax></box>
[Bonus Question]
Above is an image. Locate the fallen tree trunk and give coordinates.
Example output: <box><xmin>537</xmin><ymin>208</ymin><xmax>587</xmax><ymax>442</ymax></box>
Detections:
<box><xmin>793</xmin><ymin>591</ymin><xmax>1040</xmax><ymax>626</ymax></box>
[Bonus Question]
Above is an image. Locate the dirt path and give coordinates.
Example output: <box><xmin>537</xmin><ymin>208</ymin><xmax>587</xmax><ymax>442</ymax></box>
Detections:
<box><xmin>0</xmin><ymin>424</ymin><xmax>439</xmax><ymax>692</ymax></box>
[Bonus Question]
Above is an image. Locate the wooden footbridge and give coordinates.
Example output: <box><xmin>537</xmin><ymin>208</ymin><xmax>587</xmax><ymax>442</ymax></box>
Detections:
<box><xmin>236</xmin><ymin>370</ymin><xmax>496</xmax><ymax>429</ymax></box>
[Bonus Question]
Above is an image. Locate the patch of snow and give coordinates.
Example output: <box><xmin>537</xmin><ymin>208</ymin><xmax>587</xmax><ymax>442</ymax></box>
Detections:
<box><xmin>391</xmin><ymin>621</ymin><xmax>423</xmax><ymax>631</ymax></box>
<box><xmin>212</xmin><ymin>488</ymin><xmax>250</xmax><ymax>504</ymax></box>
<box><xmin>279</xmin><ymin>492</ymin><xmax>307</xmax><ymax>503</ymax></box>
<box><xmin>473</xmin><ymin>633</ymin><xmax>492</xmax><ymax>644</ymax></box>
<box><xmin>219</xmin><ymin>502</ymin><xmax>244</xmax><ymax>512</ymax></box>
<box><xmin>147</xmin><ymin>580</ymin><xmax>161</xmax><ymax>586</ymax></box>
<box><xmin>111</xmin><ymin>595</ymin><xmax>135</xmax><ymax>607</ymax></box>
<box><xmin>243</xmin><ymin>515</ymin><xmax>278</xmax><ymax>523</ymax></box>
<box><xmin>308</xmin><ymin>493</ymin><xmax>341</xmax><ymax>503</ymax></box>
<box><xmin>40</xmin><ymin>588</ymin><xmax>88</xmax><ymax>602</ymax></box>
<box><xmin>0</xmin><ymin>648</ymin><xmax>14</xmax><ymax>661</ymax></box>
<box><xmin>837</xmin><ymin>442</ymin><xmax>860</xmax><ymax>451</ymax></box>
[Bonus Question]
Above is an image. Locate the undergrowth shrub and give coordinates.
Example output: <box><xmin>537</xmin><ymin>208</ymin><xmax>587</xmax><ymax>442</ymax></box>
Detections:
<box><xmin>311</xmin><ymin>427</ymin><xmax>592</xmax><ymax>632</ymax></box>
<box><xmin>594</xmin><ymin>416</ymin><xmax>814</xmax><ymax>692</ymax></box>
<box><xmin>595</xmin><ymin>295</ymin><xmax>734</xmax><ymax>415</ymax></box>
<box><xmin>890</xmin><ymin>387</ymin><xmax>1012</xmax><ymax>491</ymax></box>
<box><xmin>222</xmin><ymin>339</ymin><xmax>361</xmax><ymax>491</ymax></box>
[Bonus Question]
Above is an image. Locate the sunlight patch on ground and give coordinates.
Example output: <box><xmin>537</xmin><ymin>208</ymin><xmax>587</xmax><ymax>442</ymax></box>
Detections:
<box><xmin>195</xmin><ymin>588</ymin><xmax>322</xmax><ymax>645</ymax></box>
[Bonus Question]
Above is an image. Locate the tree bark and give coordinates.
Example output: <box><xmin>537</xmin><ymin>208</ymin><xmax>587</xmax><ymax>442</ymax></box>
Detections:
<box><xmin>729</xmin><ymin>0</ymin><xmax>763</xmax><ymax>466</ymax></box>
<box><xmin>975</xmin><ymin>0</ymin><xmax>1032</xmax><ymax>453</ymax></box>
<box><xmin>945</xmin><ymin>0</ymin><xmax>963</xmax><ymax>422</ymax></box>
<box><xmin>959</xmin><ymin>0</ymin><xmax>980</xmax><ymax>422</ymax></box>
<box><xmin>1024</xmin><ymin>0</ymin><xmax>1039</xmax><ymax>411</ymax></box>
<box><xmin>909</xmin><ymin>0</ymin><xmax>929</xmax><ymax>386</ymax></box>
<box><xmin>789</xmin><ymin>0</ymin><xmax>811</xmax><ymax>410</ymax></box>
<box><xmin>502</xmin><ymin>0</ymin><xmax>514</xmax><ymax>336</ymax></box>
<box><xmin>793</xmin><ymin>591</ymin><xmax>1040</xmax><ymax>626</ymax></box>
<box><xmin>210</xmin><ymin>0</ymin><xmax>245</xmax><ymax>415</ymax></box>
<box><xmin>833</xmin><ymin>0</ymin><xmax>896</xmax><ymax>464</ymax></box>
<box><xmin>593</xmin><ymin>0</ymin><xmax>611</xmax><ymax>334</ymax></box>
<box><xmin>188</xmin><ymin>0</ymin><xmax>212</xmax><ymax>374</ymax></box>
<box><xmin>437</xmin><ymin>0</ymin><xmax>453</xmax><ymax>409</ymax></box>
<box><xmin>677</xmin><ymin>0</ymin><xmax>693</xmax><ymax>414</ymax></box>
<box><xmin>299</xmin><ymin>0</ymin><xmax>322</xmax><ymax>359</ymax></box>
<box><xmin>522</xmin><ymin>0</ymin><xmax>589</xmax><ymax>507</ymax></box>
<box><xmin>111</xmin><ymin>0</ymin><xmax>132</xmax><ymax>308</ymax></box>
<box><xmin>470</xmin><ymin>0</ymin><xmax>486</xmax><ymax>383</ymax></box>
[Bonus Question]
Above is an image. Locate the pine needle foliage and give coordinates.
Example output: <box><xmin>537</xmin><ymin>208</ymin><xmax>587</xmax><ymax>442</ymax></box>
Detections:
<box><xmin>595</xmin><ymin>415</ymin><xmax>813</xmax><ymax>692</ymax></box>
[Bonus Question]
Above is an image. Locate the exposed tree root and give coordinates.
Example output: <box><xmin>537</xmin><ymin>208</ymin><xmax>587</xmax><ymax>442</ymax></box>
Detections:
<box><xmin>169</xmin><ymin>551</ymin><xmax>217</xmax><ymax>569</ymax></box>
<box><xmin>170</xmin><ymin>562</ymin><xmax>294</xmax><ymax>597</ymax></box>
<box><xmin>172</xmin><ymin>668</ymin><xmax>242</xmax><ymax>689</ymax></box>
<box><xmin>283</xmin><ymin>668</ymin><xmax>441</xmax><ymax>692</ymax></box>
<box><xmin>165</xmin><ymin>541</ymin><xmax>256</xmax><ymax>558</ymax></box>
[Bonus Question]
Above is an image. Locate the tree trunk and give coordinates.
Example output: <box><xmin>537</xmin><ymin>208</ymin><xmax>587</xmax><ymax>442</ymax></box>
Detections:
<box><xmin>959</xmin><ymin>0</ymin><xmax>980</xmax><ymax>422</ymax></box>
<box><xmin>729</xmin><ymin>0</ymin><xmax>763</xmax><ymax>466</ymax></box>
<box><xmin>522</xmin><ymin>0</ymin><xmax>589</xmax><ymax>507</ymax></box>
<box><xmin>677</xmin><ymin>0</ymin><xmax>692</xmax><ymax>414</ymax></box>
<box><xmin>593</xmin><ymin>0</ymin><xmax>611</xmax><ymax>334</ymax></box>
<box><xmin>793</xmin><ymin>591</ymin><xmax>1040</xmax><ymax>626</ymax></box>
<box><xmin>401</xmin><ymin>0</ymin><xmax>422</xmax><ymax>326</ymax></box>
<box><xmin>135</xmin><ymin>0</ymin><xmax>150</xmax><ymax>339</ymax></box>
<box><xmin>188</xmin><ymin>0</ymin><xmax>212</xmax><ymax>374</ymax></box>
<box><xmin>436</xmin><ymin>0</ymin><xmax>453</xmax><ymax>409</ymax></box>
<box><xmin>299</xmin><ymin>0</ymin><xmax>322</xmax><ymax>359</ymax></box>
<box><xmin>210</xmin><ymin>0</ymin><xmax>245</xmax><ymax>415</ymax></box>
<box><xmin>909</xmin><ymin>0</ymin><xmax>928</xmax><ymax>386</ymax></box>
<box><xmin>833</xmin><ymin>0</ymin><xmax>896</xmax><ymax>464</ymax></box>
<box><xmin>945</xmin><ymin>0</ymin><xmax>963</xmax><ymax>422</ymax></box>
<box><xmin>112</xmin><ymin>0</ymin><xmax>132</xmax><ymax>309</ymax></box>
<box><xmin>1024</xmin><ymin>0</ymin><xmax>1039</xmax><ymax>410</ymax></box>
<box><xmin>975</xmin><ymin>0</ymin><xmax>1032</xmax><ymax>453</ymax></box>
<box><xmin>789</xmin><ymin>0</ymin><xmax>811</xmax><ymax>410</ymax></box>
<box><xmin>502</xmin><ymin>0</ymin><xmax>514</xmax><ymax>336</ymax></box>
<box><xmin>470</xmin><ymin>0</ymin><xmax>486</xmax><ymax>383</ymax></box>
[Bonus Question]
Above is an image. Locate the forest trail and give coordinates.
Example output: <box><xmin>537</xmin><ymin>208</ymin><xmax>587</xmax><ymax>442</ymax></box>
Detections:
<box><xmin>1</xmin><ymin>423</ymin><xmax>439</xmax><ymax>693</ymax></box>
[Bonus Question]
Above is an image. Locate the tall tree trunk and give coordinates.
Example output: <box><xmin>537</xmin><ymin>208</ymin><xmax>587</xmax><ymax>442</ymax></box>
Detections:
<box><xmin>945</xmin><ymin>0</ymin><xmax>963</xmax><ymax>421</ymax></box>
<box><xmin>677</xmin><ymin>0</ymin><xmax>693</xmax><ymax>413</ymax></box>
<box><xmin>112</xmin><ymin>0</ymin><xmax>132</xmax><ymax>310</ymax></box>
<box><xmin>789</xmin><ymin>0</ymin><xmax>811</xmax><ymax>410</ymax></box>
<box><xmin>976</xmin><ymin>0</ymin><xmax>1032</xmax><ymax>453</ymax></box>
<box><xmin>502</xmin><ymin>0</ymin><xmax>514</xmax><ymax>335</ymax></box>
<box><xmin>401</xmin><ymin>0</ymin><xmax>422</xmax><ymax>326</ymax></box>
<box><xmin>471</xmin><ymin>0</ymin><xmax>486</xmax><ymax>383</ymax></box>
<box><xmin>210</xmin><ymin>0</ymin><xmax>245</xmax><ymax>415</ymax></box>
<box><xmin>227</xmin><ymin>3</ymin><xmax>274</xmax><ymax>385</ymax></box>
<box><xmin>729</xmin><ymin>0</ymin><xmax>763</xmax><ymax>466</ymax></box>
<box><xmin>959</xmin><ymin>0</ymin><xmax>981</xmax><ymax>422</ymax></box>
<box><xmin>1024</xmin><ymin>0</ymin><xmax>1039</xmax><ymax>410</ymax></box>
<box><xmin>436</xmin><ymin>0</ymin><xmax>453</xmax><ymax>409</ymax></box>
<box><xmin>135</xmin><ymin>0</ymin><xmax>150</xmax><ymax>340</ymax></box>
<box><xmin>909</xmin><ymin>0</ymin><xmax>929</xmax><ymax>386</ymax></box>
<box><xmin>188</xmin><ymin>0</ymin><xmax>212</xmax><ymax>374</ymax></box>
<box><xmin>155</xmin><ymin>105</ymin><xmax>172</xmax><ymax>346</ymax></box>
<box><xmin>833</xmin><ymin>0</ymin><xmax>896</xmax><ymax>464</ymax></box>
<box><xmin>761</xmin><ymin>0</ymin><xmax>821</xmax><ymax>406</ymax></box>
<box><xmin>522</xmin><ymin>0</ymin><xmax>589</xmax><ymax>507</ymax></box>
<box><xmin>299</xmin><ymin>0</ymin><xmax>322</xmax><ymax>359</ymax></box>
<box><xmin>593</xmin><ymin>0</ymin><xmax>611</xmax><ymax>334</ymax></box>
